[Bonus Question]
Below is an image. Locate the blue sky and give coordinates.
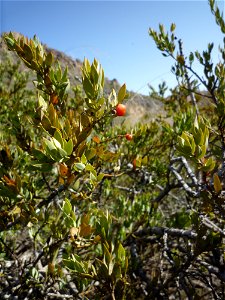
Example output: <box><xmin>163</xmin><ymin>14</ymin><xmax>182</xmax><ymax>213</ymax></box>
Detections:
<box><xmin>1</xmin><ymin>1</ymin><xmax>224</xmax><ymax>95</ymax></box>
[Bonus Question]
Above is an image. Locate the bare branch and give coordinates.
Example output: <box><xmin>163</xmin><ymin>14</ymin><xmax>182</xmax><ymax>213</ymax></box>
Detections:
<box><xmin>46</xmin><ymin>293</ymin><xmax>74</xmax><ymax>299</ymax></box>
<box><xmin>171</xmin><ymin>156</ymin><xmax>199</xmax><ymax>187</ymax></box>
<box><xmin>169</xmin><ymin>166</ymin><xmax>199</xmax><ymax>197</ymax></box>
<box><xmin>133</xmin><ymin>226</ymin><xmax>197</xmax><ymax>240</ymax></box>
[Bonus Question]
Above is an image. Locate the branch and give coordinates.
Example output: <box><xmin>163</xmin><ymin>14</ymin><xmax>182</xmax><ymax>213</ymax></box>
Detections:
<box><xmin>5</xmin><ymin>185</ymin><xmax>67</xmax><ymax>230</ymax></box>
<box><xmin>46</xmin><ymin>293</ymin><xmax>74</xmax><ymax>299</ymax></box>
<box><xmin>178</xmin><ymin>39</ymin><xmax>199</xmax><ymax>116</ymax></box>
<box><xmin>171</xmin><ymin>156</ymin><xmax>199</xmax><ymax>187</ymax></box>
<box><xmin>133</xmin><ymin>226</ymin><xmax>197</xmax><ymax>240</ymax></box>
<box><xmin>169</xmin><ymin>166</ymin><xmax>199</xmax><ymax>197</ymax></box>
<box><xmin>155</xmin><ymin>183</ymin><xmax>180</xmax><ymax>201</ymax></box>
<box><xmin>195</xmin><ymin>258</ymin><xmax>225</xmax><ymax>282</ymax></box>
<box><xmin>130</xmin><ymin>241</ymin><xmax>150</xmax><ymax>289</ymax></box>
<box><xmin>114</xmin><ymin>185</ymin><xmax>140</xmax><ymax>194</ymax></box>
<box><xmin>37</xmin><ymin>184</ymin><xmax>66</xmax><ymax>209</ymax></box>
<box><xmin>199</xmin><ymin>213</ymin><xmax>225</xmax><ymax>237</ymax></box>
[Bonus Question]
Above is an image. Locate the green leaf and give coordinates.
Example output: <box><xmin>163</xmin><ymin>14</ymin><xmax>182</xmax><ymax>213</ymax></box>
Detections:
<box><xmin>117</xmin><ymin>243</ymin><xmax>126</xmax><ymax>263</ymax></box>
<box><xmin>54</xmin><ymin>130</ymin><xmax>63</xmax><ymax>147</ymax></box>
<box><xmin>29</xmin><ymin>163</ymin><xmax>53</xmax><ymax>172</ymax></box>
<box><xmin>112</xmin><ymin>263</ymin><xmax>122</xmax><ymax>281</ymax></box>
<box><xmin>90</xmin><ymin>172</ymin><xmax>97</xmax><ymax>181</ymax></box>
<box><xmin>84</xmin><ymin>58</ymin><xmax>91</xmax><ymax>72</ymax></box>
<box><xmin>56</xmin><ymin>64</ymin><xmax>62</xmax><ymax>81</ymax></box>
<box><xmin>57</xmin><ymin>147</ymin><xmax>69</xmax><ymax>159</ymax></box>
<box><xmin>97</xmin><ymin>64</ymin><xmax>104</xmax><ymax>88</ymax></box>
<box><xmin>118</xmin><ymin>84</ymin><xmax>126</xmax><ymax>103</ymax></box>
<box><xmin>189</xmin><ymin>52</ymin><xmax>194</xmax><ymax>63</ymax></box>
<box><xmin>74</xmin><ymin>162</ymin><xmax>86</xmax><ymax>171</ymax></box>
<box><xmin>4</xmin><ymin>36</ymin><xmax>15</xmax><ymax>48</ymax></box>
<box><xmin>85</xmin><ymin>163</ymin><xmax>95</xmax><ymax>172</ymax></box>
<box><xmin>85</xmin><ymin>148</ymin><xmax>96</xmax><ymax>160</ymax></box>
<box><xmin>45</xmin><ymin>52</ymin><xmax>53</xmax><ymax>67</ymax></box>
<box><xmin>43</xmin><ymin>137</ymin><xmax>56</xmax><ymax>151</ymax></box>
<box><xmin>213</xmin><ymin>173</ymin><xmax>222</xmax><ymax>193</ymax></box>
<box><xmin>81</xmin><ymin>154</ymin><xmax>87</xmax><ymax>164</ymax></box>
<box><xmin>48</xmin><ymin>148</ymin><xmax>68</xmax><ymax>162</ymax></box>
<box><xmin>80</xmin><ymin>114</ymin><xmax>90</xmax><ymax>128</ymax></box>
<box><xmin>97</xmin><ymin>173</ymin><xmax>105</xmax><ymax>181</ymax></box>
<box><xmin>103</xmin><ymin>243</ymin><xmax>112</xmax><ymax>265</ymax></box>
<box><xmin>83</xmin><ymin>77</ymin><xmax>94</xmax><ymax>98</ymax></box>
<box><xmin>32</xmin><ymin>149</ymin><xmax>52</xmax><ymax>163</ymax></box>
<box><xmin>51</xmin><ymin>137</ymin><xmax>62</xmax><ymax>150</ymax></box>
<box><xmin>63</xmin><ymin>258</ymin><xmax>84</xmax><ymax>273</ymax></box>
<box><xmin>170</xmin><ymin>23</ymin><xmax>176</xmax><ymax>32</ymax></box>
<box><xmin>97</xmin><ymin>97</ymin><xmax>104</xmax><ymax>106</ymax></box>
<box><xmin>41</xmin><ymin>115</ymin><xmax>52</xmax><ymax>132</ymax></box>
<box><xmin>195</xmin><ymin>145</ymin><xmax>206</xmax><ymax>159</ymax></box>
<box><xmin>91</xmin><ymin>63</ymin><xmax>99</xmax><ymax>85</ymax></box>
<box><xmin>23</xmin><ymin>44</ymin><xmax>33</xmax><ymax>61</ymax></box>
<box><xmin>95</xmin><ymin>258</ymin><xmax>109</xmax><ymax>278</ymax></box>
<box><xmin>38</xmin><ymin>94</ymin><xmax>48</xmax><ymax>111</ymax></box>
<box><xmin>62</xmin><ymin>66</ymin><xmax>68</xmax><ymax>82</ymax></box>
<box><xmin>30</xmin><ymin>60</ymin><xmax>39</xmax><ymax>71</ymax></box>
<box><xmin>193</xmin><ymin>127</ymin><xmax>202</xmax><ymax>145</ymax></box>
<box><xmin>64</xmin><ymin>139</ymin><xmax>73</xmax><ymax>156</ymax></box>
<box><xmin>201</xmin><ymin>157</ymin><xmax>216</xmax><ymax>172</ymax></box>
<box><xmin>63</xmin><ymin>198</ymin><xmax>72</xmax><ymax>215</ymax></box>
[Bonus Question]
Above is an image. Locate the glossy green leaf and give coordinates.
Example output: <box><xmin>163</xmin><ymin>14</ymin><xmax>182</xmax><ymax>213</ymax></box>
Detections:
<box><xmin>45</xmin><ymin>52</ymin><xmax>53</xmax><ymax>67</ymax></box>
<box><xmin>43</xmin><ymin>137</ymin><xmax>56</xmax><ymax>151</ymax></box>
<box><xmin>64</xmin><ymin>139</ymin><xmax>73</xmax><ymax>156</ymax></box>
<box><xmin>54</xmin><ymin>130</ymin><xmax>63</xmax><ymax>147</ymax></box>
<box><xmin>74</xmin><ymin>162</ymin><xmax>86</xmax><ymax>171</ymax></box>
<box><xmin>63</xmin><ymin>198</ymin><xmax>72</xmax><ymax>215</ymax></box>
<box><xmin>118</xmin><ymin>84</ymin><xmax>126</xmax><ymax>103</ymax></box>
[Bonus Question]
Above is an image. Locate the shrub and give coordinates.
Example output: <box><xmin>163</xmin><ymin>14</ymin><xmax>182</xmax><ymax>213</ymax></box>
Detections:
<box><xmin>1</xmin><ymin>0</ymin><xmax>225</xmax><ymax>299</ymax></box>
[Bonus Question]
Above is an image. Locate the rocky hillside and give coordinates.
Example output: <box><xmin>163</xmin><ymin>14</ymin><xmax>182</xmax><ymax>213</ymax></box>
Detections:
<box><xmin>0</xmin><ymin>32</ymin><xmax>163</xmax><ymax>126</ymax></box>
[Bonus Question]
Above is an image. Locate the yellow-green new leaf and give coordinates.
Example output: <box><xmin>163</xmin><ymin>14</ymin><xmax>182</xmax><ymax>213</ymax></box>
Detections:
<box><xmin>63</xmin><ymin>198</ymin><xmax>72</xmax><ymax>215</ymax></box>
<box><xmin>38</xmin><ymin>94</ymin><xmax>48</xmax><ymax>111</ymax></box>
<box><xmin>43</xmin><ymin>137</ymin><xmax>56</xmax><ymax>151</ymax></box>
<box><xmin>201</xmin><ymin>157</ymin><xmax>216</xmax><ymax>172</ymax></box>
<box><xmin>118</xmin><ymin>84</ymin><xmax>126</xmax><ymax>103</ymax></box>
<box><xmin>213</xmin><ymin>173</ymin><xmax>222</xmax><ymax>193</ymax></box>
<box><xmin>64</xmin><ymin>139</ymin><xmax>73</xmax><ymax>156</ymax></box>
<box><xmin>54</xmin><ymin>130</ymin><xmax>63</xmax><ymax>147</ymax></box>
<box><xmin>45</xmin><ymin>51</ymin><xmax>53</xmax><ymax>67</ymax></box>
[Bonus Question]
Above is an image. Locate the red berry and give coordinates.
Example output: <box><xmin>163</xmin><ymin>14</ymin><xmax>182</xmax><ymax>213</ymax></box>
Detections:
<box><xmin>125</xmin><ymin>133</ymin><xmax>132</xmax><ymax>141</ymax></box>
<box><xmin>116</xmin><ymin>104</ymin><xmax>126</xmax><ymax>116</ymax></box>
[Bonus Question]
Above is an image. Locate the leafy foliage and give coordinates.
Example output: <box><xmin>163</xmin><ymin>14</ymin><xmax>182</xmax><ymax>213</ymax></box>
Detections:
<box><xmin>1</xmin><ymin>1</ymin><xmax>225</xmax><ymax>299</ymax></box>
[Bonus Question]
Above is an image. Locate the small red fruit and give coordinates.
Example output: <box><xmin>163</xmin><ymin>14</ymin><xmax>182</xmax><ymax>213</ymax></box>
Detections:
<box><xmin>125</xmin><ymin>133</ymin><xmax>132</xmax><ymax>141</ymax></box>
<box><xmin>116</xmin><ymin>104</ymin><xmax>126</xmax><ymax>116</ymax></box>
